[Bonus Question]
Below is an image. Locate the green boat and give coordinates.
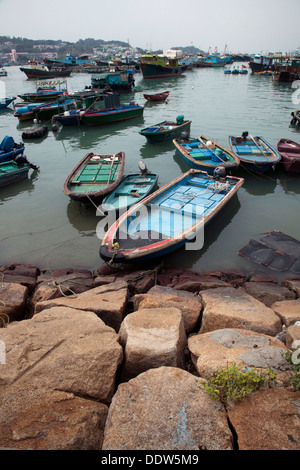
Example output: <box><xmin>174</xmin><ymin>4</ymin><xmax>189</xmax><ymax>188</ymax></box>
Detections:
<box><xmin>63</xmin><ymin>151</ymin><xmax>125</xmax><ymax>203</ymax></box>
<box><xmin>139</xmin><ymin>116</ymin><xmax>191</xmax><ymax>143</ymax></box>
<box><xmin>102</xmin><ymin>164</ymin><xmax>158</xmax><ymax>213</ymax></box>
<box><xmin>81</xmin><ymin>103</ymin><xmax>144</xmax><ymax>126</ymax></box>
<box><xmin>0</xmin><ymin>160</ymin><xmax>30</xmax><ymax>188</ymax></box>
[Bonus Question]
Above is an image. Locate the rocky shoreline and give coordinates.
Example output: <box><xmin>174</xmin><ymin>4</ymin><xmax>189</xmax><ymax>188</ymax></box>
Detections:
<box><xmin>0</xmin><ymin>262</ymin><xmax>299</xmax><ymax>450</ymax></box>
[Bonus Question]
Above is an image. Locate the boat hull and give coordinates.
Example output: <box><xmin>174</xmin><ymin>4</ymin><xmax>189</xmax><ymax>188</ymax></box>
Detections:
<box><xmin>140</xmin><ymin>63</ymin><xmax>186</xmax><ymax>79</ymax></box>
<box><xmin>143</xmin><ymin>91</ymin><xmax>169</xmax><ymax>101</ymax></box>
<box><xmin>140</xmin><ymin>120</ymin><xmax>191</xmax><ymax>143</ymax></box>
<box><xmin>63</xmin><ymin>152</ymin><xmax>125</xmax><ymax>203</ymax></box>
<box><xmin>100</xmin><ymin>169</ymin><xmax>244</xmax><ymax>263</ymax></box>
<box><xmin>0</xmin><ymin>161</ymin><xmax>29</xmax><ymax>188</ymax></box>
<box><xmin>20</xmin><ymin>67</ymin><xmax>71</xmax><ymax>79</ymax></box>
<box><xmin>229</xmin><ymin>135</ymin><xmax>281</xmax><ymax>173</ymax></box>
<box><xmin>277</xmin><ymin>138</ymin><xmax>300</xmax><ymax>174</ymax></box>
<box><xmin>82</xmin><ymin>105</ymin><xmax>144</xmax><ymax>125</ymax></box>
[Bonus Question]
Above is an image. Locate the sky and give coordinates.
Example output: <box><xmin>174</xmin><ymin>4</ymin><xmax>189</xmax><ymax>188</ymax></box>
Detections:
<box><xmin>0</xmin><ymin>0</ymin><xmax>299</xmax><ymax>54</ymax></box>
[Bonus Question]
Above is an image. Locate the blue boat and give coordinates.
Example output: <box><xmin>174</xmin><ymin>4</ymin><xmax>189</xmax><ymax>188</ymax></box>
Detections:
<box><xmin>100</xmin><ymin>168</ymin><xmax>244</xmax><ymax>264</ymax></box>
<box><xmin>101</xmin><ymin>164</ymin><xmax>158</xmax><ymax>214</ymax></box>
<box><xmin>0</xmin><ymin>160</ymin><xmax>30</xmax><ymax>188</ymax></box>
<box><xmin>0</xmin><ymin>136</ymin><xmax>25</xmax><ymax>163</ymax></box>
<box><xmin>228</xmin><ymin>132</ymin><xmax>281</xmax><ymax>172</ymax></box>
<box><xmin>173</xmin><ymin>135</ymin><xmax>240</xmax><ymax>174</ymax></box>
<box><xmin>0</xmin><ymin>97</ymin><xmax>16</xmax><ymax>109</ymax></box>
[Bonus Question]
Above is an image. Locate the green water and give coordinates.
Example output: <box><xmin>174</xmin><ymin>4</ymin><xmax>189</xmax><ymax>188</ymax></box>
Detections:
<box><xmin>0</xmin><ymin>65</ymin><xmax>299</xmax><ymax>277</ymax></box>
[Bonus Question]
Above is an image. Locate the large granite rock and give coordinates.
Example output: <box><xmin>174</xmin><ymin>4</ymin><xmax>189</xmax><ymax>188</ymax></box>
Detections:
<box><xmin>103</xmin><ymin>367</ymin><xmax>234</xmax><ymax>450</ymax></box>
<box><xmin>188</xmin><ymin>328</ymin><xmax>290</xmax><ymax>383</ymax></box>
<box><xmin>271</xmin><ymin>299</ymin><xmax>300</xmax><ymax>327</ymax></box>
<box><xmin>34</xmin><ymin>280</ymin><xmax>128</xmax><ymax>331</ymax></box>
<box><xmin>199</xmin><ymin>287</ymin><xmax>282</xmax><ymax>336</ymax></box>
<box><xmin>0</xmin><ymin>282</ymin><xmax>28</xmax><ymax>322</ymax></box>
<box><xmin>228</xmin><ymin>388</ymin><xmax>300</xmax><ymax>450</ymax></box>
<box><xmin>0</xmin><ymin>264</ymin><xmax>39</xmax><ymax>293</ymax></box>
<box><xmin>132</xmin><ymin>285</ymin><xmax>201</xmax><ymax>333</ymax></box>
<box><xmin>243</xmin><ymin>281</ymin><xmax>296</xmax><ymax>307</ymax></box>
<box><xmin>0</xmin><ymin>306</ymin><xmax>123</xmax><ymax>402</ymax></box>
<box><xmin>119</xmin><ymin>307</ymin><xmax>187</xmax><ymax>381</ymax></box>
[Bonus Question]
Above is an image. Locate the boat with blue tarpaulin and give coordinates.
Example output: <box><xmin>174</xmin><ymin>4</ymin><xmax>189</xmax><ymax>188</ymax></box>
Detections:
<box><xmin>140</xmin><ymin>116</ymin><xmax>191</xmax><ymax>143</ymax></box>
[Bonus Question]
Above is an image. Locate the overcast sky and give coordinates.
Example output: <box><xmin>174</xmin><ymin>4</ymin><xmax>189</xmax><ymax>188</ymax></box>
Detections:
<box><xmin>0</xmin><ymin>0</ymin><xmax>299</xmax><ymax>54</ymax></box>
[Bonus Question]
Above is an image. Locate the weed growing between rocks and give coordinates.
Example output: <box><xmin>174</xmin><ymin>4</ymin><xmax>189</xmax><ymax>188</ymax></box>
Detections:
<box><xmin>284</xmin><ymin>349</ymin><xmax>300</xmax><ymax>392</ymax></box>
<box><xmin>202</xmin><ymin>363</ymin><xmax>277</xmax><ymax>409</ymax></box>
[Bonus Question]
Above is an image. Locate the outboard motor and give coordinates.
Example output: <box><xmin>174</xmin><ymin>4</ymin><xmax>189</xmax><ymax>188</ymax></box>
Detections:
<box><xmin>138</xmin><ymin>160</ymin><xmax>149</xmax><ymax>174</ymax></box>
<box><xmin>213</xmin><ymin>166</ymin><xmax>226</xmax><ymax>179</ymax></box>
<box><xmin>180</xmin><ymin>131</ymin><xmax>190</xmax><ymax>142</ymax></box>
<box><xmin>242</xmin><ymin>131</ymin><xmax>248</xmax><ymax>140</ymax></box>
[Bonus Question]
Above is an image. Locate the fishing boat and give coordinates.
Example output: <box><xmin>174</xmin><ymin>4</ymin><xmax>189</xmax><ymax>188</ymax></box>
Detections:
<box><xmin>0</xmin><ymin>96</ymin><xmax>16</xmax><ymax>109</ymax></box>
<box><xmin>139</xmin><ymin>116</ymin><xmax>191</xmax><ymax>143</ymax></box>
<box><xmin>0</xmin><ymin>68</ymin><xmax>7</xmax><ymax>77</ymax></box>
<box><xmin>14</xmin><ymin>98</ymin><xmax>79</xmax><ymax>122</ymax></box>
<box><xmin>143</xmin><ymin>91</ymin><xmax>170</xmax><ymax>101</ymax></box>
<box><xmin>0</xmin><ymin>160</ymin><xmax>30</xmax><ymax>188</ymax></box>
<box><xmin>20</xmin><ymin>61</ymin><xmax>71</xmax><ymax>79</ymax></box>
<box><xmin>81</xmin><ymin>102</ymin><xmax>144</xmax><ymax>126</ymax></box>
<box><xmin>100</xmin><ymin>168</ymin><xmax>244</xmax><ymax>264</ymax></box>
<box><xmin>0</xmin><ymin>136</ymin><xmax>25</xmax><ymax>163</ymax></box>
<box><xmin>18</xmin><ymin>81</ymin><xmax>68</xmax><ymax>102</ymax></box>
<box><xmin>52</xmin><ymin>93</ymin><xmax>116</xmax><ymax>126</ymax></box>
<box><xmin>63</xmin><ymin>151</ymin><xmax>125</xmax><ymax>203</ymax></box>
<box><xmin>173</xmin><ymin>135</ymin><xmax>240</xmax><ymax>174</ymax></box>
<box><xmin>228</xmin><ymin>132</ymin><xmax>281</xmax><ymax>173</ymax></box>
<box><xmin>140</xmin><ymin>52</ymin><xmax>187</xmax><ymax>79</ymax></box>
<box><xmin>91</xmin><ymin>70</ymin><xmax>135</xmax><ymax>93</ymax></box>
<box><xmin>101</xmin><ymin>162</ymin><xmax>158</xmax><ymax>213</ymax></box>
<box><xmin>277</xmin><ymin>138</ymin><xmax>300</xmax><ymax>174</ymax></box>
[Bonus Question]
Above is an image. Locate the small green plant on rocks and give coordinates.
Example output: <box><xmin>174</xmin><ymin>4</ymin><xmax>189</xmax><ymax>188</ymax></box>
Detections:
<box><xmin>202</xmin><ymin>363</ymin><xmax>277</xmax><ymax>409</ymax></box>
<box><xmin>284</xmin><ymin>348</ymin><xmax>300</xmax><ymax>392</ymax></box>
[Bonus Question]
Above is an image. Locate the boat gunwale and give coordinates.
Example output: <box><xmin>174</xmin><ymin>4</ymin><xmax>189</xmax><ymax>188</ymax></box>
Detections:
<box><xmin>228</xmin><ymin>135</ymin><xmax>281</xmax><ymax>164</ymax></box>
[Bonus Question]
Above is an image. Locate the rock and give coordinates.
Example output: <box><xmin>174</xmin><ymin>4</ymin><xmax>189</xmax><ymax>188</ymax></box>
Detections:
<box><xmin>228</xmin><ymin>388</ymin><xmax>300</xmax><ymax>450</ymax></box>
<box><xmin>271</xmin><ymin>299</ymin><xmax>300</xmax><ymax>327</ymax></box>
<box><xmin>286</xmin><ymin>324</ymin><xmax>300</xmax><ymax>350</ymax></box>
<box><xmin>0</xmin><ymin>306</ymin><xmax>123</xmax><ymax>402</ymax></box>
<box><xmin>174</xmin><ymin>275</ymin><xmax>231</xmax><ymax>292</ymax></box>
<box><xmin>200</xmin><ymin>287</ymin><xmax>282</xmax><ymax>336</ymax></box>
<box><xmin>0</xmin><ymin>282</ymin><xmax>28</xmax><ymax>322</ymax></box>
<box><xmin>102</xmin><ymin>367</ymin><xmax>234</xmax><ymax>450</ymax></box>
<box><xmin>0</xmin><ymin>388</ymin><xmax>108</xmax><ymax>450</ymax></box>
<box><xmin>281</xmin><ymin>279</ymin><xmax>300</xmax><ymax>297</ymax></box>
<box><xmin>0</xmin><ymin>264</ymin><xmax>39</xmax><ymax>293</ymax></box>
<box><xmin>132</xmin><ymin>286</ymin><xmax>201</xmax><ymax>333</ymax></box>
<box><xmin>34</xmin><ymin>280</ymin><xmax>128</xmax><ymax>331</ymax></box>
<box><xmin>29</xmin><ymin>268</ymin><xmax>95</xmax><ymax>315</ymax></box>
<box><xmin>188</xmin><ymin>328</ymin><xmax>290</xmax><ymax>384</ymax></box>
<box><xmin>118</xmin><ymin>308</ymin><xmax>187</xmax><ymax>381</ymax></box>
<box><xmin>243</xmin><ymin>281</ymin><xmax>296</xmax><ymax>307</ymax></box>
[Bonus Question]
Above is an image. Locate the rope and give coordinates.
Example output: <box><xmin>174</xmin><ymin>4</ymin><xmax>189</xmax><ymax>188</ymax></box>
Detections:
<box><xmin>47</xmin><ymin>281</ymin><xmax>77</xmax><ymax>300</ymax></box>
<box><xmin>108</xmin><ymin>243</ymin><xmax>120</xmax><ymax>265</ymax></box>
<box><xmin>0</xmin><ymin>312</ymin><xmax>9</xmax><ymax>328</ymax></box>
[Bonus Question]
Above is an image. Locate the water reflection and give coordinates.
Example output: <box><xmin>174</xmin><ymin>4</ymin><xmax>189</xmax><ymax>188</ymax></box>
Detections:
<box><xmin>0</xmin><ymin>168</ymin><xmax>39</xmax><ymax>204</ymax></box>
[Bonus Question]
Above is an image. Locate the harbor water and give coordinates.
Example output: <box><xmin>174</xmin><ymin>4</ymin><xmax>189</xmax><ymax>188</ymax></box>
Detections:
<box><xmin>0</xmin><ymin>65</ymin><xmax>299</xmax><ymax>277</ymax></box>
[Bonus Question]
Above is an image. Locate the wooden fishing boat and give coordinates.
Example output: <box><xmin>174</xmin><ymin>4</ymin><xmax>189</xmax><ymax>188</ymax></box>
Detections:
<box><xmin>100</xmin><ymin>168</ymin><xmax>244</xmax><ymax>264</ymax></box>
<box><xmin>63</xmin><ymin>151</ymin><xmax>125</xmax><ymax>203</ymax></box>
<box><xmin>143</xmin><ymin>91</ymin><xmax>170</xmax><ymax>101</ymax></box>
<box><xmin>139</xmin><ymin>117</ymin><xmax>191</xmax><ymax>143</ymax></box>
<box><xmin>14</xmin><ymin>98</ymin><xmax>79</xmax><ymax>121</ymax></box>
<box><xmin>140</xmin><ymin>53</ymin><xmax>187</xmax><ymax>79</ymax></box>
<box><xmin>102</xmin><ymin>164</ymin><xmax>158</xmax><ymax>213</ymax></box>
<box><xmin>277</xmin><ymin>138</ymin><xmax>300</xmax><ymax>174</ymax></box>
<box><xmin>0</xmin><ymin>160</ymin><xmax>30</xmax><ymax>188</ymax></box>
<box><xmin>81</xmin><ymin>104</ymin><xmax>144</xmax><ymax>126</ymax></box>
<box><xmin>173</xmin><ymin>135</ymin><xmax>239</xmax><ymax>174</ymax></box>
<box><xmin>18</xmin><ymin>81</ymin><xmax>68</xmax><ymax>102</ymax></box>
<box><xmin>20</xmin><ymin>61</ymin><xmax>71</xmax><ymax>79</ymax></box>
<box><xmin>0</xmin><ymin>136</ymin><xmax>25</xmax><ymax>163</ymax></box>
<box><xmin>228</xmin><ymin>132</ymin><xmax>281</xmax><ymax>173</ymax></box>
<box><xmin>0</xmin><ymin>97</ymin><xmax>16</xmax><ymax>109</ymax></box>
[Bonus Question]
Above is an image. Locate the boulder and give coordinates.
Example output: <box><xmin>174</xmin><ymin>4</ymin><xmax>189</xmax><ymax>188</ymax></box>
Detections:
<box><xmin>0</xmin><ymin>388</ymin><xmax>108</xmax><ymax>450</ymax></box>
<box><xmin>271</xmin><ymin>299</ymin><xmax>300</xmax><ymax>327</ymax></box>
<box><xmin>0</xmin><ymin>264</ymin><xmax>39</xmax><ymax>293</ymax></box>
<box><xmin>0</xmin><ymin>282</ymin><xmax>28</xmax><ymax>322</ymax></box>
<box><xmin>102</xmin><ymin>367</ymin><xmax>234</xmax><ymax>450</ymax></box>
<box><xmin>286</xmin><ymin>323</ymin><xmax>300</xmax><ymax>350</ymax></box>
<box><xmin>243</xmin><ymin>281</ymin><xmax>296</xmax><ymax>307</ymax></box>
<box><xmin>34</xmin><ymin>280</ymin><xmax>128</xmax><ymax>331</ymax></box>
<box><xmin>200</xmin><ymin>287</ymin><xmax>282</xmax><ymax>336</ymax></box>
<box><xmin>132</xmin><ymin>285</ymin><xmax>201</xmax><ymax>333</ymax></box>
<box><xmin>188</xmin><ymin>328</ymin><xmax>290</xmax><ymax>383</ymax></box>
<box><xmin>118</xmin><ymin>307</ymin><xmax>187</xmax><ymax>381</ymax></box>
<box><xmin>0</xmin><ymin>306</ymin><xmax>123</xmax><ymax>402</ymax></box>
<box><xmin>29</xmin><ymin>268</ymin><xmax>95</xmax><ymax>314</ymax></box>
<box><xmin>228</xmin><ymin>388</ymin><xmax>300</xmax><ymax>450</ymax></box>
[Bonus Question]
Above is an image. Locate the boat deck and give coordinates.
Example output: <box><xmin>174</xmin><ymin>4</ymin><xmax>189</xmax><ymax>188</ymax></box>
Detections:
<box><xmin>69</xmin><ymin>157</ymin><xmax>119</xmax><ymax>192</ymax></box>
